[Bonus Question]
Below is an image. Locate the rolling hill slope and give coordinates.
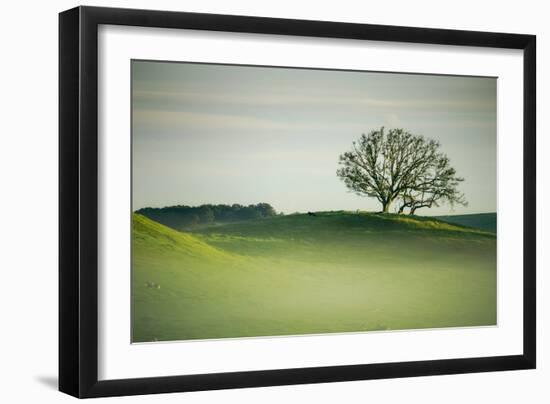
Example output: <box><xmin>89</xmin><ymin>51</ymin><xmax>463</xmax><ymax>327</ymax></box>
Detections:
<box><xmin>434</xmin><ymin>213</ymin><xmax>496</xmax><ymax>233</ymax></box>
<box><xmin>132</xmin><ymin>212</ymin><xmax>496</xmax><ymax>342</ymax></box>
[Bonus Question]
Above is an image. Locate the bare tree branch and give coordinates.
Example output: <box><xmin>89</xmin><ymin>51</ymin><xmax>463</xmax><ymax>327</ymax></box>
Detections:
<box><xmin>336</xmin><ymin>127</ymin><xmax>467</xmax><ymax>214</ymax></box>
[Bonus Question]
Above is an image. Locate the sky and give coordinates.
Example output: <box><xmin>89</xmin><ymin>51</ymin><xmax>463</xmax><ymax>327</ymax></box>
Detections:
<box><xmin>132</xmin><ymin>60</ymin><xmax>497</xmax><ymax>215</ymax></box>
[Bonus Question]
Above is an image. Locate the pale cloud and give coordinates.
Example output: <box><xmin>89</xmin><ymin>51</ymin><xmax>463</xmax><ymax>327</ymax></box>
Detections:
<box><xmin>132</xmin><ymin>60</ymin><xmax>497</xmax><ymax>215</ymax></box>
<box><xmin>133</xmin><ymin>108</ymin><xmax>372</xmax><ymax>132</ymax></box>
<box><xmin>383</xmin><ymin>113</ymin><xmax>401</xmax><ymax>127</ymax></box>
<box><xmin>134</xmin><ymin>109</ymin><xmax>292</xmax><ymax>131</ymax></box>
<box><xmin>134</xmin><ymin>89</ymin><xmax>495</xmax><ymax>111</ymax></box>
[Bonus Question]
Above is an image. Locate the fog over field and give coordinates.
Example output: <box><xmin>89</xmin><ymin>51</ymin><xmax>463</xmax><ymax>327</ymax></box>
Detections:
<box><xmin>132</xmin><ymin>212</ymin><xmax>496</xmax><ymax>342</ymax></box>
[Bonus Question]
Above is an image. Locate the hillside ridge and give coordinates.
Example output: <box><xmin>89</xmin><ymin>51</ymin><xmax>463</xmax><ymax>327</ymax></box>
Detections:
<box><xmin>191</xmin><ymin>211</ymin><xmax>496</xmax><ymax>239</ymax></box>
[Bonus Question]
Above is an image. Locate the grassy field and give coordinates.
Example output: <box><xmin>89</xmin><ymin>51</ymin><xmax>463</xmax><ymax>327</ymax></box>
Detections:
<box><xmin>434</xmin><ymin>213</ymin><xmax>496</xmax><ymax>233</ymax></box>
<box><xmin>132</xmin><ymin>211</ymin><xmax>497</xmax><ymax>342</ymax></box>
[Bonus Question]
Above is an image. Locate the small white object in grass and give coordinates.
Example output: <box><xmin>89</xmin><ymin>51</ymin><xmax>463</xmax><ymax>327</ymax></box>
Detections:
<box><xmin>145</xmin><ymin>281</ymin><xmax>160</xmax><ymax>289</ymax></box>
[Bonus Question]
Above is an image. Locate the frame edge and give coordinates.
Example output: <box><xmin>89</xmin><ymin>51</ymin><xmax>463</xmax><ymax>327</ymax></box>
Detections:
<box><xmin>59</xmin><ymin>6</ymin><xmax>81</xmax><ymax>398</ymax></box>
<box><xmin>59</xmin><ymin>5</ymin><xmax>537</xmax><ymax>398</ymax></box>
<box><xmin>522</xmin><ymin>34</ymin><xmax>536</xmax><ymax>369</ymax></box>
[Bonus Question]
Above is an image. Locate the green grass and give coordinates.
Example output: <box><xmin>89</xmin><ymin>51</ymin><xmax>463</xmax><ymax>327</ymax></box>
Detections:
<box><xmin>132</xmin><ymin>211</ymin><xmax>496</xmax><ymax>342</ymax></box>
<box><xmin>434</xmin><ymin>213</ymin><xmax>496</xmax><ymax>233</ymax></box>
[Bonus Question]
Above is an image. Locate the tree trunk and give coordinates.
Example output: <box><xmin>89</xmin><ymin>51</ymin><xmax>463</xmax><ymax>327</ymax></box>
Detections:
<box><xmin>409</xmin><ymin>207</ymin><xmax>417</xmax><ymax>215</ymax></box>
<box><xmin>397</xmin><ymin>205</ymin><xmax>405</xmax><ymax>214</ymax></box>
<box><xmin>381</xmin><ymin>200</ymin><xmax>391</xmax><ymax>213</ymax></box>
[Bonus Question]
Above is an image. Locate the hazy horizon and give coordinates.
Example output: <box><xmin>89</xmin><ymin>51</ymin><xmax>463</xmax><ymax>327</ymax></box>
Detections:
<box><xmin>132</xmin><ymin>60</ymin><xmax>497</xmax><ymax>216</ymax></box>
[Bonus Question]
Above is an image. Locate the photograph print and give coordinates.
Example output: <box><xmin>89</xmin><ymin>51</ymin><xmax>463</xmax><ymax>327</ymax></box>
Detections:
<box><xmin>131</xmin><ymin>60</ymin><xmax>497</xmax><ymax>343</ymax></box>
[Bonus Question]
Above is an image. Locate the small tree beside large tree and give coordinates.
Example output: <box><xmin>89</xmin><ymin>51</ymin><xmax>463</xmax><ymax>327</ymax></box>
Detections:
<box><xmin>336</xmin><ymin>127</ymin><xmax>467</xmax><ymax>214</ymax></box>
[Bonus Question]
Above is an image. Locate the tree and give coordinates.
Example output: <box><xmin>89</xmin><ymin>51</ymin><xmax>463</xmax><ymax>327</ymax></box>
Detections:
<box><xmin>336</xmin><ymin>127</ymin><xmax>466</xmax><ymax>214</ymax></box>
<box><xmin>396</xmin><ymin>155</ymin><xmax>467</xmax><ymax>214</ymax></box>
<box><xmin>136</xmin><ymin>203</ymin><xmax>278</xmax><ymax>230</ymax></box>
<box><xmin>256</xmin><ymin>202</ymin><xmax>277</xmax><ymax>217</ymax></box>
<box><xmin>197</xmin><ymin>206</ymin><xmax>214</xmax><ymax>224</ymax></box>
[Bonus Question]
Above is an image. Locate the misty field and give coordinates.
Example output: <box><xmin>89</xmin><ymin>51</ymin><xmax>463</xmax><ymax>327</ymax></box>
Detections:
<box><xmin>131</xmin><ymin>211</ymin><xmax>496</xmax><ymax>342</ymax></box>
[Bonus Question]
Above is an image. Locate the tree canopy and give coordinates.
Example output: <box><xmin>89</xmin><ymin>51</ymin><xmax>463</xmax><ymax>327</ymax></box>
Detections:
<box><xmin>136</xmin><ymin>203</ymin><xmax>278</xmax><ymax>231</ymax></box>
<box><xmin>336</xmin><ymin>127</ymin><xmax>467</xmax><ymax>214</ymax></box>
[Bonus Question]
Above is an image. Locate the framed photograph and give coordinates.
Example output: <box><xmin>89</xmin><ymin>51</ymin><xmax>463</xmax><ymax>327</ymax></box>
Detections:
<box><xmin>59</xmin><ymin>6</ymin><xmax>536</xmax><ymax>398</ymax></box>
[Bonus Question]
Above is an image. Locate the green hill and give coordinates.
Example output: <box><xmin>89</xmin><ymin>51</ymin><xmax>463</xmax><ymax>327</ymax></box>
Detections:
<box><xmin>434</xmin><ymin>213</ymin><xmax>496</xmax><ymax>233</ymax></box>
<box><xmin>132</xmin><ymin>211</ymin><xmax>496</xmax><ymax>342</ymax></box>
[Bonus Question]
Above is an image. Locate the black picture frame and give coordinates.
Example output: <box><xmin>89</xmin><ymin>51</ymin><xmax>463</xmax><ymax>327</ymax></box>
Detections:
<box><xmin>59</xmin><ymin>5</ymin><xmax>536</xmax><ymax>398</ymax></box>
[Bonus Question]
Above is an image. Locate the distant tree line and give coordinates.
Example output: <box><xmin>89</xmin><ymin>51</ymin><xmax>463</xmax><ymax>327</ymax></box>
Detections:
<box><xmin>136</xmin><ymin>203</ymin><xmax>278</xmax><ymax>231</ymax></box>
